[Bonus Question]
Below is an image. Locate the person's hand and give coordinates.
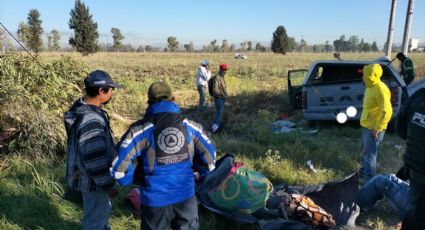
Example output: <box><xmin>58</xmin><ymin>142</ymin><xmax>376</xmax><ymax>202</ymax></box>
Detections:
<box><xmin>108</xmin><ymin>188</ymin><xmax>119</xmax><ymax>199</ymax></box>
<box><xmin>194</xmin><ymin>172</ymin><xmax>200</xmax><ymax>181</ymax></box>
<box><xmin>370</xmin><ymin>130</ymin><xmax>379</xmax><ymax>139</ymax></box>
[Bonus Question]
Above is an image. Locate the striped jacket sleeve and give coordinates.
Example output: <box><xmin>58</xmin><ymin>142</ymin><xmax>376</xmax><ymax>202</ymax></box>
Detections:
<box><xmin>78</xmin><ymin>112</ymin><xmax>115</xmax><ymax>190</ymax></box>
<box><xmin>111</xmin><ymin>122</ymin><xmax>152</xmax><ymax>185</ymax></box>
<box><xmin>185</xmin><ymin>120</ymin><xmax>216</xmax><ymax>175</ymax></box>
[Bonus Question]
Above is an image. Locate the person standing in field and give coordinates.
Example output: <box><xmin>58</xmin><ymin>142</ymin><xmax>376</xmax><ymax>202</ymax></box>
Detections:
<box><xmin>396</xmin><ymin>52</ymin><xmax>415</xmax><ymax>85</ymax></box>
<box><xmin>359</xmin><ymin>64</ymin><xmax>393</xmax><ymax>183</ymax></box>
<box><xmin>195</xmin><ymin>60</ymin><xmax>211</xmax><ymax>111</ymax></box>
<box><xmin>209</xmin><ymin>64</ymin><xmax>228</xmax><ymax>133</ymax></box>
<box><xmin>111</xmin><ymin>82</ymin><xmax>216</xmax><ymax>230</ymax></box>
<box><xmin>396</xmin><ymin>87</ymin><xmax>425</xmax><ymax>230</ymax></box>
<box><xmin>64</xmin><ymin>70</ymin><xmax>120</xmax><ymax>230</ymax></box>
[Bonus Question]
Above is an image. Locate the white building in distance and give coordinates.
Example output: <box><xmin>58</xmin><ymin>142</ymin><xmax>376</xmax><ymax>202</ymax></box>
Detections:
<box><xmin>409</xmin><ymin>38</ymin><xmax>419</xmax><ymax>51</ymax></box>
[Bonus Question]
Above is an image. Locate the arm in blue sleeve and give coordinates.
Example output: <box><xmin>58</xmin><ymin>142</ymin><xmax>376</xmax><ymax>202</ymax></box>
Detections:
<box><xmin>111</xmin><ymin>124</ymin><xmax>150</xmax><ymax>185</ymax></box>
<box><xmin>188</xmin><ymin>121</ymin><xmax>216</xmax><ymax>175</ymax></box>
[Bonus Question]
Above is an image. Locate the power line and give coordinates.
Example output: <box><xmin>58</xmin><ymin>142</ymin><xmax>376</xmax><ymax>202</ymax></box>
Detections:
<box><xmin>0</xmin><ymin>22</ymin><xmax>48</xmax><ymax>72</ymax></box>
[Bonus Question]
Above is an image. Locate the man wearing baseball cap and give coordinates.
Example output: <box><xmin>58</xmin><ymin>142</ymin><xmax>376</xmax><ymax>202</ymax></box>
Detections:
<box><xmin>209</xmin><ymin>64</ymin><xmax>228</xmax><ymax>133</ymax></box>
<box><xmin>195</xmin><ymin>60</ymin><xmax>211</xmax><ymax>111</ymax></box>
<box><xmin>112</xmin><ymin>82</ymin><xmax>216</xmax><ymax>230</ymax></box>
<box><xmin>64</xmin><ymin>69</ymin><xmax>119</xmax><ymax>229</ymax></box>
<box><xmin>396</xmin><ymin>52</ymin><xmax>415</xmax><ymax>85</ymax></box>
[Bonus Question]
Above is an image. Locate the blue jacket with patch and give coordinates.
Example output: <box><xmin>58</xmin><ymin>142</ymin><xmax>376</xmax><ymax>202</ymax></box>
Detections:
<box><xmin>111</xmin><ymin>101</ymin><xmax>216</xmax><ymax>207</ymax></box>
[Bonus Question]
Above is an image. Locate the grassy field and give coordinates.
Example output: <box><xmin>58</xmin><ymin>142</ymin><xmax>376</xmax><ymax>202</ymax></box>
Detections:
<box><xmin>1</xmin><ymin>51</ymin><xmax>425</xmax><ymax>230</ymax></box>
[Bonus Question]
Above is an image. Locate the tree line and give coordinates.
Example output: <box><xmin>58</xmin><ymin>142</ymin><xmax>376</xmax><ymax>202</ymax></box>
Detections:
<box><xmin>0</xmin><ymin>0</ymin><xmax>386</xmax><ymax>55</ymax></box>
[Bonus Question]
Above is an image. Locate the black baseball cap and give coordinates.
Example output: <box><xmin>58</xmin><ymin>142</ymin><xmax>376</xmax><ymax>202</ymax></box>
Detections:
<box><xmin>84</xmin><ymin>70</ymin><xmax>121</xmax><ymax>89</ymax></box>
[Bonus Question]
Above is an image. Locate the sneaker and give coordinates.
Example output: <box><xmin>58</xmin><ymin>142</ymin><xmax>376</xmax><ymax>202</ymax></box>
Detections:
<box><xmin>211</xmin><ymin>124</ymin><xmax>219</xmax><ymax>133</ymax></box>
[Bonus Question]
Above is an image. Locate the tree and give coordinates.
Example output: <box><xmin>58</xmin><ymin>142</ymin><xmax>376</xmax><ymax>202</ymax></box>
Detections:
<box><xmin>47</xmin><ymin>35</ymin><xmax>52</xmax><ymax>51</ymax></box>
<box><xmin>17</xmin><ymin>9</ymin><xmax>44</xmax><ymax>54</ymax></box>
<box><xmin>0</xmin><ymin>28</ymin><xmax>14</xmax><ymax>52</ymax></box>
<box><xmin>247</xmin><ymin>41</ymin><xmax>253</xmax><ymax>51</ymax></box>
<box><xmin>208</xmin><ymin>39</ymin><xmax>219</xmax><ymax>52</ymax></box>
<box><xmin>271</xmin><ymin>25</ymin><xmax>289</xmax><ymax>54</ymax></box>
<box><xmin>287</xmin><ymin>37</ymin><xmax>297</xmax><ymax>52</ymax></box>
<box><xmin>51</xmin><ymin>29</ymin><xmax>61</xmax><ymax>51</ymax></box>
<box><xmin>184</xmin><ymin>41</ymin><xmax>194</xmax><ymax>52</ymax></box>
<box><xmin>221</xmin><ymin>39</ymin><xmax>229</xmax><ymax>52</ymax></box>
<box><xmin>27</xmin><ymin>9</ymin><xmax>44</xmax><ymax>54</ymax></box>
<box><xmin>17</xmin><ymin>22</ymin><xmax>30</xmax><ymax>46</ymax></box>
<box><xmin>145</xmin><ymin>45</ymin><xmax>153</xmax><ymax>52</ymax></box>
<box><xmin>137</xmin><ymin>45</ymin><xmax>144</xmax><ymax>52</ymax></box>
<box><xmin>111</xmin><ymin>27</ymin><xmax>124</xmax><ymax>51</ymax></box>
<box><xmin>255</xmin><ymin>42</ymin><xmax>261</xmax><ymax>52</ymax></box>
<box><xmin>240</xmin><ymin>41</ymin><xmax>247</xmax><ymax>52</ymax></box>
<box><xmin>229</xmin><ymin>44</ymin><xmax>235</xmax><ymax>52</ymax></box>
<box><xmin>69</xmin><ymin>0</ymin><xmax>99</xmax><ymax>55</ymax></box>
<box><xmin>371</xmin><ymin>41</ymin><xmax>379</xmax><ymax>52</ymax></box>
<box><xmin>324</xmin><ymin>40</ymin><xmax>332</xmax><ymax>52</ymax></box>
<box><xmin>255</xmin><ymin>42</ymin><xmax>266</xmax><ymax>52</ymax></box>
<box><xmin>348</xmin><ymin>35</ymin><xmax>359</xmax><ymax>52</ymax></box>
<box><xmin>167</xmin><ymin>36</ymin><xmax>179</xmax><ymax>52</ymax></box>
<box><xmin>333</xmin><ymin>35</ymin><xmax>349</xmax><ymax>52</ymax></box>
<box><xmin>298</xmin><ymin>39</ymin><xmax>308</xmax><ymax>52</ymax></box>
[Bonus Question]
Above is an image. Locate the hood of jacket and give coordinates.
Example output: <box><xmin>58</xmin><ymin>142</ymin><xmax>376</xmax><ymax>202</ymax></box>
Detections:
<box><xmin>64</xmin><ymin>98</ymin><xmax>100</xmax><ymax>133</ymax></box>
<box><xmin>363</xmin><ymin>64</ymin><xmax>383</xmax><ymax>88</ymax></box>
<box><xmin>144</xmin><ymin>101</ymin><xmax>180</xmax><ymax>118</ymax></box>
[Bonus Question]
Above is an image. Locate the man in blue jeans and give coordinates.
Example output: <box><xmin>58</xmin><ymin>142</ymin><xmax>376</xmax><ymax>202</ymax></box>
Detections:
<box><xmin>209</xmin><ymin>64</ymin><xmax>228</xmax><ymax>133</ymax></box>
<box><xmin>64</xmin><ymin>70</ymin><xmax>120</xmax><ymax>230</ymax></box>
<box><xmin>195</xmin><ymin>60</ymin><xmax>211</xmax><ymax>111</ymax></box>
<box><xmin>357</xmin><ymin>174</ymin><xmax>412</xmax><ymax>218</ymax></box>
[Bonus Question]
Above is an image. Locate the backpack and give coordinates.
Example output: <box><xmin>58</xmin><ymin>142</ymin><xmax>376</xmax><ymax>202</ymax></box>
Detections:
<box><xmin>207</xmin><ymin>161</ymin><xmax>273</xmax><ymax>214</ymax></box>
<box><xmin>208</xmin><ymin>76</ymin><xmax>215</xmax><ymax>96</ymax></box>
<box><xmin>63</xmin><ymin>112</ymin><xmax>84</xmax><ymax>204</ymax></box>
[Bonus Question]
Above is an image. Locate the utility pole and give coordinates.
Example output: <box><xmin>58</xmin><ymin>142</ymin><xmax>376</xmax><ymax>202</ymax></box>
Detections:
<box><xmin>401</xmin><ymin>0</ymin><xmax>415</xmax><ymax>55</ymax></box>
<box><xmin>385</xmin><ymin>0</ymin><xmax>397</xmax><ymax>57</ymax></box>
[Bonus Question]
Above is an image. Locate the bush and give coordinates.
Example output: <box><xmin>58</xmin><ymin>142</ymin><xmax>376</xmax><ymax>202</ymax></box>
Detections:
<box><xmin>0</xmin><ymin>54</ymin><xmax>89</xmax><ymax>157</ymax></box>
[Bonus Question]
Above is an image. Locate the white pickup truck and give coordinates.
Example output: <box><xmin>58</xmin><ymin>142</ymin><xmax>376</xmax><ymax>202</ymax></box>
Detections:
<box><xmin>287</xmin><ymin>57</ymin><xmax>424</xmax><ymax>122</ymax></box>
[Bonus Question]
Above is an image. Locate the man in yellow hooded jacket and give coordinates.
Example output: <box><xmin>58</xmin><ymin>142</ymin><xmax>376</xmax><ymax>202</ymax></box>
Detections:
<box><xmin>359</xmin><ymin>63</ymin><xmax>393</xmax><ymax>182</ymax></box>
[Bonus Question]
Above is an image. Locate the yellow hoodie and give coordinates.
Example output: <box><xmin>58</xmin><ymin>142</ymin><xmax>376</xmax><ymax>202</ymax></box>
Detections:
<box><xmin>360</xmin><ymin>64</ymin><xmax>393</xmax><ymax>131</ymax></box>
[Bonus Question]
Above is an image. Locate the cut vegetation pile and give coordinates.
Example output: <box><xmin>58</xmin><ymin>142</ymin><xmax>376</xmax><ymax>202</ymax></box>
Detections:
<box><xmin>0</xmin><ymin>54</ymin><xmax>88</xmax><ymax>157</ymax></box>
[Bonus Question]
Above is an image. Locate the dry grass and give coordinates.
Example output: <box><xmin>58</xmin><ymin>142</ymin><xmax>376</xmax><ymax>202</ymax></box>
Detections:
<box><xmin>1</xmin><ymin>51</ymin><xmax>425</xmax><ymax>229</ymax></box>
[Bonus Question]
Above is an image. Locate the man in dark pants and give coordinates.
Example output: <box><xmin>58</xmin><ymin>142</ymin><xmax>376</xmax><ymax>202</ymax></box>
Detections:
<box><xmin>396</xmin><ymin>52</ymin><xmax>415</xmax><ymax>85</ymax></box>
<box><xmin>111</xmin><ymin>82</ymin><xmax>216</xmax><ymax>230</ymax></box>
<box><xmin>64</xmin><ymin>70</ymin><xmax>119</xmax><ymax>230</ymax></box>
<box><xmin>209</xmin><ymin>64</ymin><xmax>228</xmax><ymax>133</ymax></box>
<box><xmin>396</xmin><ymin>88</ymin><xmax>425</xmax><ymax>230</ymax></box>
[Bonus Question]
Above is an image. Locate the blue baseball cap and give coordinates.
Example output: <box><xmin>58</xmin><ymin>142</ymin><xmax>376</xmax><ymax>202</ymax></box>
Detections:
<box><xmin>201</xmin><ymin>60</ymin><xmax>209</xmax><ymax>66</ymax></box>
<box><xmin>84</xmin><ymin>70</ymin><xmax>121</xmax><ymax>88</ymax></box>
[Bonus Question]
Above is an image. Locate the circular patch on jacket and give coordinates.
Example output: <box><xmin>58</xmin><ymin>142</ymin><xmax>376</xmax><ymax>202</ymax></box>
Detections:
<box><xmin>157</xmin><ymin>127</ymin><xmax>185</xmax><ymax>154</ymax></box>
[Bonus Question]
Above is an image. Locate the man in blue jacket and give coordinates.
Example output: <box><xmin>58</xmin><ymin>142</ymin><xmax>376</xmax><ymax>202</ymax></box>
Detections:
<box><xmin>111</xmin><ymin>82</ymin><xmax>216</xmax><ymax>230</ymax></box>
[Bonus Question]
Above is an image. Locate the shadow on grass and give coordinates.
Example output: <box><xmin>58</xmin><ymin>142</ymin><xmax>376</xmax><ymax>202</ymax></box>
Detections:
<box><xmin>0</xmin><ymin>191</ymin><xmax>80</xmax><ymax>230</ymax></box>
<box><xmin>180</xmin><ymin>90</ymin><xmax>290</xmax><ymax>131</ymax></box>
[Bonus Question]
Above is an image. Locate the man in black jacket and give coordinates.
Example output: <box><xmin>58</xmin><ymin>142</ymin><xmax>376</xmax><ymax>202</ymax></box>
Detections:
<box><xmin>396</xmin><ymin>88</ymin><xmax>425</xmax><ymax>230</ymax></box>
